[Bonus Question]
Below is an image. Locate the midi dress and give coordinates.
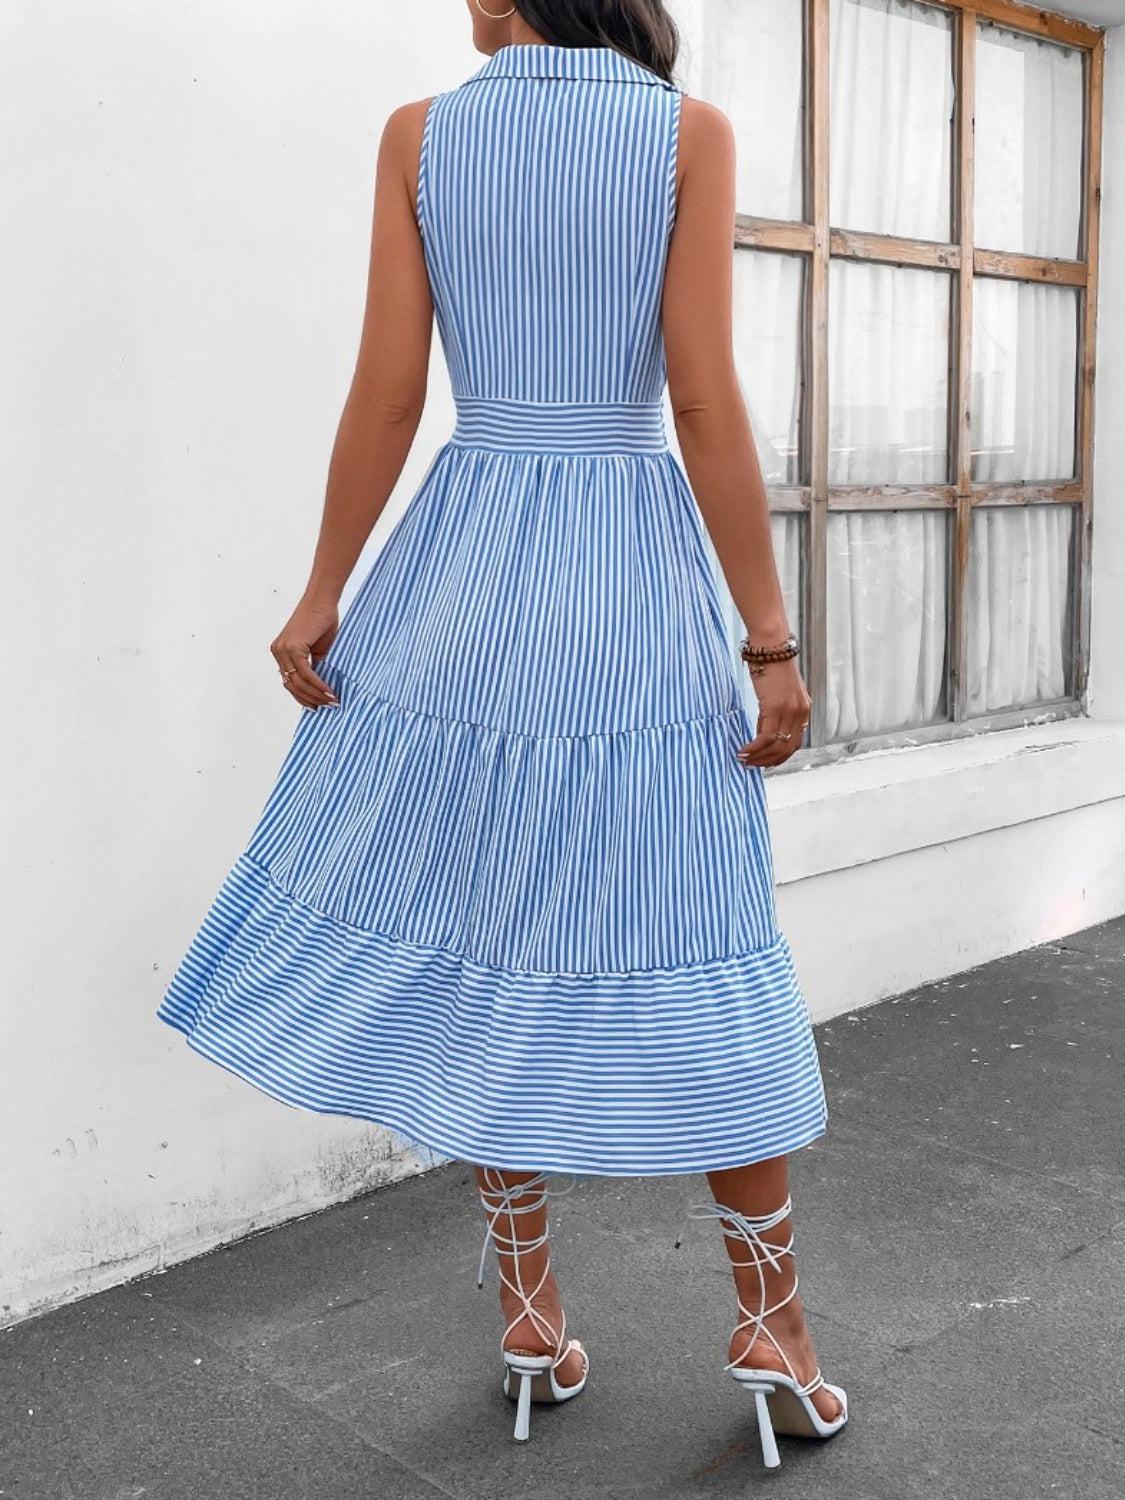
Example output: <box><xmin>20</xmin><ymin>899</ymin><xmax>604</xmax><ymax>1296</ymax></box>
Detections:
<box><xmin>156</xmin><ymin>42</ymin><xmax>829</xmax><ymax>1176</ymax></box>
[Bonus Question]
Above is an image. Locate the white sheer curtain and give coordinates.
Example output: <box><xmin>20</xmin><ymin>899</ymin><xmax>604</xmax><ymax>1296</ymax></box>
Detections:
<box><xmin>679</xmin><ymin>0</ymin><xmax>1079</xmax><ymax>737</ymax></box>
<box><xmin>975</xmin><ymin>21</ymin><xmax>1084</xmax><ymax>259</ymax></box>
<box><xmin>670</xmin><ymin>0</ymin><xmax>803</xmax><ymax>220</ymax></box>
<box><xmin>828</xmin><ymin>511</ymin><xmax>949</xmax><ymax>737</ymax></box>
<box><xmin>722</xmin><ymin>248</ymin><xmax>804</xmax><ymax>714</ymax></box>
<box><xmin>830</xmin><ymin>0</ymin><xmax>953</xmax><ymax>241</ymax></box>
<box><xmin>826</xmin><ymin>0</ymin><xmax>952</xmax><ymax>737</ymax></box>
<box><xmin>966</xmin><ymin>506</ymin><xmax>1074</xmax><ymax>715</ymax></box>
<box><xmin>671</xmin><ymin>0</ymin><xmax>807</xmax><ymax>714</ymax></box>
<box><xmin>828</xmin><ymin>259</ymin><xmax>950</xmax><ymax>486</ymax></box>
<box><xmin>711</xmin><ymin>514</ymin><xmax>802</xmax><ymax>719</ymax></box>
<box><xmin>971</xmin><ymin>280</ymin><xmax>1078</xmax><ymax>483</ymax></box>
<box><xmin>968</xmin><ymin>26</ymin><xmax>1080</xmax><ymax>712</ymax></box>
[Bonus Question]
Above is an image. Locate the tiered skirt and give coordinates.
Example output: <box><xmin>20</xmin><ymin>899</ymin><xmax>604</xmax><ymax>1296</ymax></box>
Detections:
<box><xmin>158</xmin><ymin>413</ymin><xmax>827</xmax><ymax>1174</ymax></box>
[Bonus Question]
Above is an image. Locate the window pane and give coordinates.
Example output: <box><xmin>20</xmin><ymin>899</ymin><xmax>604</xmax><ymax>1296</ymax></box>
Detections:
<box><xmin>975</xmin><ymin>23</ymin><xmax>1084</xmax><ymax>259</ymax></box>
<box><xmin>971</xmin><ymin>280</ymin><xmax>1078</xmax><ymax>483</ymax></box>
<box><xmin>734</xmin><ymin>251</ymin><xmax>804</xmax><ymax>485</ymax></box>
<box><xmin>670</xmin><ymin>0</ymin><xmax>803</xmax><ymax>220</ymax></box>
<box><xmin>826</xmin><ymin>510</ymin><xmax>949</xmax><ymax>739</ymax></box>
<box><xmin>712</xmin><ymin>514</ymin><xmax>805</xmax><ymax>718</ymax></box>
<box><xmin>829</xmin><ymin>261</ymin><xmax>951</xmax><ymax>485</ymax></box>
<box><xmin>966</xmin><ymin>504</ymin><xmax>1075</xmax><ymax>715</ymax></box>
<box><xmin>771</xmin><ymin>512</ymin><xmax>804</xmax><ymax>649</ymax></box>
<box><xmin>829</xmin><ymin>0</ymin><xmax>954</xmax><ymax>241</ymax></box>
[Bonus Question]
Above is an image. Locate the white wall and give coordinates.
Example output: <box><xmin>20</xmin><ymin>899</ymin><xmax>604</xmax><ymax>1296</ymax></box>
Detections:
<box><xmin>4</xmin><ymin>5</ymin><xmax>1124</xmax><ymax>1329</ymax></box>
<box><xmin>0</xmin><ymin>1</ymin><xmax>477</xmax><ymax>1328</ymax></box>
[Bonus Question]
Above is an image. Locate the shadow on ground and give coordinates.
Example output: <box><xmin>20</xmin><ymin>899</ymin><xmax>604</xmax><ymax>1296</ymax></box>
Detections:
<box><xmin>4</xmin><ymin>917</ymin><xmax>1124</xmax><ymax>1499</ymax></box>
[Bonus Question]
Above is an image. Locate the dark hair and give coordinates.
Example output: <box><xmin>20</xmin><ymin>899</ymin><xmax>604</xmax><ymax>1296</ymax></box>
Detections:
<box><xmin>512</xmin><ymin>0</ymin><xmax>679</xmax><ymax>84</ymax></box>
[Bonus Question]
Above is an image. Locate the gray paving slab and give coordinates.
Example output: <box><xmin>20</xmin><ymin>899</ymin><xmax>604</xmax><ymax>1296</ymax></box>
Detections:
<box><xmin>866</xmin><ymin>1218</ymin><xmax>1125</xmax><ymax>1500</ymax></box>
<box><xmin>0</xmin><ymin>1284</ymin><xmax>449</xmax><ymax>1500</ymax></box>
<box><xmin>818</xmin><ymin>921</ymin><xmax>1125</xmax><ymax>1201</ymax></box>
<box><xmin>2</xmin><ymin>914</ymin><xmax>1123</xmax><ymax>1498</ymax></box>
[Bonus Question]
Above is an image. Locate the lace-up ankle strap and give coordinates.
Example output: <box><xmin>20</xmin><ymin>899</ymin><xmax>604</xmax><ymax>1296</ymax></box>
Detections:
<box><xmin>676</xmin><ymin>1194</ymin><xmax>794</xmax><ymax>1266</ymax></box>
<box><xmin>680</xmin><ymin>1195</ymin><xmax>796</xmax><ymax>1275</ymax></box>
<box><xmin>677</xmin><ymin>1195</ymin><xmax>820</xmax><ymax>1392</ymax></box>
<box><xmin>475</xmin><ymin>1170</ymin><xmax>580</xmax><ymax>1370</ymax></box>
<box><xmin>476</xmin><ymin>1171</ymin><xmax>578</xmax><ymax>1283</ymax></box>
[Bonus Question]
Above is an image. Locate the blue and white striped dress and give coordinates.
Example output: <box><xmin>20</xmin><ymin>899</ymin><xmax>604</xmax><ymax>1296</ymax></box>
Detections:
<box><xmin>157</xmin><ymin>43</ymin><xmax>828</xmax><ymax>1175</ymax></box>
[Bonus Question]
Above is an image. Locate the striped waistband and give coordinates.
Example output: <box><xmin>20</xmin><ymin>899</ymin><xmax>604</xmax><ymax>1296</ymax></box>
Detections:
<box><xmin>451</xmin><ymin>398</ymin><xmax>668</xmax><ymax>456</ymax></box>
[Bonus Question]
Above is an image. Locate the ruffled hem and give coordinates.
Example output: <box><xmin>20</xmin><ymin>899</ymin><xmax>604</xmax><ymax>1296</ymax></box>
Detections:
<box><xmin>157</xmin><ymin>856</ymin><xmax>828</xmax><ymax>1176</ymax></box>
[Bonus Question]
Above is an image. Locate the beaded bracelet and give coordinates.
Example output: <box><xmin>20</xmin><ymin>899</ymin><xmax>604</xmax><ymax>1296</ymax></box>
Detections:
<box><xmin>739</xmin><ymin>632</ymin><xmax>800</xmax><ymax>676</ymax></box>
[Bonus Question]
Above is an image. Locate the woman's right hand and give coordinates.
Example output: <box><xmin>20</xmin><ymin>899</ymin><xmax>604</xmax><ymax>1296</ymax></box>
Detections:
<box><xmin>270</xmin><ymin>598</ymin><xmax>340</xmax><ymax>709</ymax></box>
<box><xmin>736</xmin><ymin>656</ymin><xmax>811</xmax><ymax>769</ymax></box>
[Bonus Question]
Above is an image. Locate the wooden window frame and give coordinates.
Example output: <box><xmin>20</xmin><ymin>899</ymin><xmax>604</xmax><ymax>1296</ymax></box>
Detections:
<box><xmin>735</xmin><ymin>0</ymin><xmax>1104</xmax><ymax>768</ymax></box>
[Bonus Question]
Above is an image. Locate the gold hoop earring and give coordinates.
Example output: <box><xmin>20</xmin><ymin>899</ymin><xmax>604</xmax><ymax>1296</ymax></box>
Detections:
<box><xmin>474</xmin><ymin>0</ymin><xmax>517</xmax><ymax>17</ymax></box>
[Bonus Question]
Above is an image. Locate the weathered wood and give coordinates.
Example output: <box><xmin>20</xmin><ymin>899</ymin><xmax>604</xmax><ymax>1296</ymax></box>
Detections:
<box><xmin>766</xmin><ymin>487</ymin><xmax>811</xmax><ymax>514</ymax></box>
<box><xmin>969</xmin><ymin>482</ymin><xmax>1083</xmax><ymax>505</ymax></box>
<box><xmin>972</xmin><ymin>248</ymin><xmax>1085</xmax><ymax>284</ymax></box>
<box><xmin>826</xmin><ymin>486</ymin><xmax>956</xmax><ymax>510</ymax></box>
<box><xmin>806</xmin><ymin>0</ymin><xmax>830</xmax><ymax>750</ymax></box>
<box><xmin>1075</xmin><ymin>38</ymin><xmax>1103</xmax><ymax>702</ymax></box>
<box><xmin>734</xmin><ymin>216</ymin><xmax>814</xmax><ymax>253</ymax></box>
<box><xmin>829</xmin><ymin>229</ymin><xmax>960</xmax><ymax>270</ymax></box>
<box><xmin>951</xmin><ymin>10</ymin><xmax>976</xmax><ymax>723</ymax></box>
<box><xmin>922</xmin><ymin>0</ymin><xmax>1101</xmax><ymax>48</ymax></box>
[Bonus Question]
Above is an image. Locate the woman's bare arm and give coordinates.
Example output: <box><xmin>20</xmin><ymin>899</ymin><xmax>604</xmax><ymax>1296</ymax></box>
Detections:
<box><xmin>662</xmin><ymin>98</ymin><xmax>811</xmax><ymax>766</ymax></box>
<box><xmin>271</xmin><ymin>98</ymin><xmax>434</xmax><ymax>708</ymax></box>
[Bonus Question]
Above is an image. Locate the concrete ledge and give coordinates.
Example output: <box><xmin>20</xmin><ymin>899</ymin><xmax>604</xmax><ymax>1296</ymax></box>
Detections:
<box><xmin>766</xmin><ymin>717</ymin><xmax>1125</xmax><ymax>885</ymax></box>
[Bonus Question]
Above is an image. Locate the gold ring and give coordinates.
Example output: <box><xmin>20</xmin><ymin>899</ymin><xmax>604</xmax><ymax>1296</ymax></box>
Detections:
<box><xmin>773</xmin><ymin>731</ymin><xmax>793</xmax><ymax>742</ymax></box>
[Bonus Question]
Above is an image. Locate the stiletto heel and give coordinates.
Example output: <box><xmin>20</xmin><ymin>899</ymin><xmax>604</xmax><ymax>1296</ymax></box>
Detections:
<box><xmin>746</xmin><ymin>1382</ymin><xmax>781</xmax><ymax>1469</ymax></box>
<box><xmin>681</xmin><ymin>1194</ymin><xmax>847</xmax><ymax>1470</ymax></box>
<box><xmin>510</xmin><ymin>1362</ymin><xmax>537</xmax><ymax>1442</ymax></box>
<box><xmin>477</xmin><ymin>1170</ymin><xmax>589</xmax><ymax>1442</ymax></box>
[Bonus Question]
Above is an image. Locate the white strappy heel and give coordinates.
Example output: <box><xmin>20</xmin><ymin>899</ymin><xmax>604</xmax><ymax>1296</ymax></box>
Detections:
<box><xmin>477</xmin><ymin>1169</ymin><xmax>589</xmax><ymax>1442</ymax></box>
<box><xmin>682</xmin><ymin>1194</ymin><xmax>847</xmax><ymax>1470</ymax></box>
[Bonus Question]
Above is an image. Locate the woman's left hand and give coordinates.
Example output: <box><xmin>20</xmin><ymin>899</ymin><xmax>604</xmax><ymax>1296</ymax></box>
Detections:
<box><xmin>271</xmin><ymin>598</ymin><xmax>340</xmax><ymax>709</ymax></box>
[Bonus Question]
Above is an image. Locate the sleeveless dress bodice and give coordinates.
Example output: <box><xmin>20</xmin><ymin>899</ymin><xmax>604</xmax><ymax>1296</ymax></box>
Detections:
<box><xmin>421</xmin><ymin>44</ymin><xmax>679</xmax><ymax>409</ymax></box>
<box><xmin>156</xmin><ymin>45</ymin><xmax>829</xmax><ymax>1177</ymax></box>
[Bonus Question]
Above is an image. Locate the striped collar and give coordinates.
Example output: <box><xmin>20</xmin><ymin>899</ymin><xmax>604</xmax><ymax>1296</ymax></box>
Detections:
<box><xmin>467</xmin><ymin>43</ymin><xmax>677</xmax><ymax>91</ymax></box>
